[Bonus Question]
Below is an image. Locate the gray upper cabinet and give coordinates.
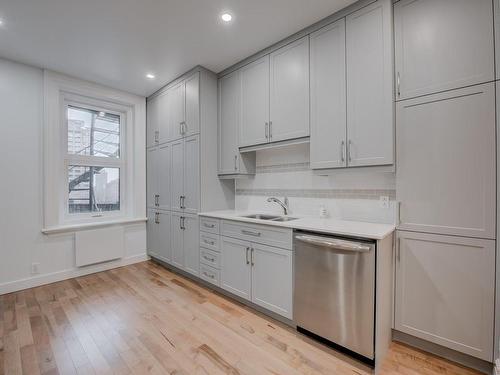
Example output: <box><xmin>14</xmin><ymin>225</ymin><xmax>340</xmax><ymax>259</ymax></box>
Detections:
<box><xmin>310</xmin><ymin>19</ymin><xmax>347</xmax><ymax>169</ymax></box>
<box><xmin>218</xmin><ymin>71</ymin><xmax>255</xmax><ymax>176</ymax></box>
<box><xmin>394</xmin><ymin>0</ymin><xmax>494</xmax><ymax>101</ymax></box>
<box><xmin>240</xmin><ymin>56</ymin><xmax>270</xmax><ymax>147</ymax></box>
<box><xmin>269</xmin><ymin>36</ymin><xmax>310</xmax><ymax>143</ymax></box>
<box><xmin>396</xmin><ymin>83</ymin><xmax>496</xmax><ymax>239</ymax></box>
<box><xmin>168</xmin><ymin>81</ymin><xmax>185</xmax><ymax>141</ymax></box>
<box><xmin>346</xmin><ymin>0</ymin><xmax>394</xmax><ymax>167</ymax></box>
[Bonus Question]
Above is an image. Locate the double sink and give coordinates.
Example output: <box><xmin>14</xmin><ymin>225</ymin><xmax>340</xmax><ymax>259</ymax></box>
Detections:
<box><xmin>241</xmin><ymin>213</ymin><xmax>298</xmax><ymax>222</ymax></box>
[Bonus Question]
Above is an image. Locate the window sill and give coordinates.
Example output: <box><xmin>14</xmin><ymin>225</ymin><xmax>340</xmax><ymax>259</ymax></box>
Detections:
<box><xmin>42</xmin><ymin>217</ymin><xmax>147</xmax><ymax>235</ymax></box>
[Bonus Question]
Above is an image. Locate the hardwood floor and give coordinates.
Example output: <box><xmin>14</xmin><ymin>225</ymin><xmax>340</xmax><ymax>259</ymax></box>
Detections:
<box><xmin>0</xmin><ymin>261</ymin><xmax>482</xmax><ymax>375</ymax></box>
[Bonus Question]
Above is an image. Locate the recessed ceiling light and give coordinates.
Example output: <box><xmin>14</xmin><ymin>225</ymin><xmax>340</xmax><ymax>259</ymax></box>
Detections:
<box><xmin>0</xmin><ymin>19</ymin><xmax>4</xmax><ymax>26</ymax></box>
<box><xmin>221</xmin><ymin>13</ymin><xmax>232</xmax><ymax>22</ymax></box>
<box><xmin>146</xmin><ymin>73</ymin><xmax>155</xmax><ymax>80</ymax></box>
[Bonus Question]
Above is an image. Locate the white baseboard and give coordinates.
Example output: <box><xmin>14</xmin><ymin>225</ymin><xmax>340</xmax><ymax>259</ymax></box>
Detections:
<box><xmin>0</xmin><ymin>253</ymin><xmax>150</xmax><ymax>295</ymax></box>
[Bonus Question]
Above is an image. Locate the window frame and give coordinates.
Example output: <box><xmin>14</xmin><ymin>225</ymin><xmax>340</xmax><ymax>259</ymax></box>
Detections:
<box><xmin>60</xmin><ymin>94</ymin><xmax>128</xmax><ymax>224</ymax></box>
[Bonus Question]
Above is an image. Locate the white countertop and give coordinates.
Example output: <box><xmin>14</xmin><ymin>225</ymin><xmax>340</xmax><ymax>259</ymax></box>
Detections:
<box><xmin>198</xmin><ymin>210</ymin><xmax>395</xmax><ymax>240</ymax></box>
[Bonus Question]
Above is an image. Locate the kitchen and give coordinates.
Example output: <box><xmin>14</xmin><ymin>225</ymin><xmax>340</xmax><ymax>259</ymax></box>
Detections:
<box><xmin>0</xmin><ymin>0</ymin><xmax>498</xmax><ymax>374</ymax></box>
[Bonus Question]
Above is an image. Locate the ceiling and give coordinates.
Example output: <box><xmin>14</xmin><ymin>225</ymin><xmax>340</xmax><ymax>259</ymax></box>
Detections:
<box><xmin>0</xmin><ymin>0</ymin><xmax>357</xmax><ymax>96</ymax></box>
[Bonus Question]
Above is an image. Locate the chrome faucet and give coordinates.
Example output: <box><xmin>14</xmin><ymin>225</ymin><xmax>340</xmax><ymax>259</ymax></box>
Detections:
<box><xmin>267</xmin><ymin>196</ymin><xmax>290</xmax><ymax>215</ymax></box>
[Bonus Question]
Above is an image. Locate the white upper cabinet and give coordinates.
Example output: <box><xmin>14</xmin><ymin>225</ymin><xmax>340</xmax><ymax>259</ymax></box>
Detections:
<box><xmin>184</xmin><ymin>72</ymin><xmax>200</xmax><ymax>137</ymax></box>
<box><xmin>157</xmin><ymin>90</ymin><xmax>170</xmax><ymax>145</ymax></box>
<box><xmin>146</xmin><ymin>97</ymin><xmax>159</xmax><ymax>147</ymax></box>
<box><xmin>270</xmin><ymin>36</ymin><xmax>310</xmax><ymax>143</ymax></box>
<box><xmin>170</xmin><ymin>139</ymin><xmax>184</xmax><ymax>212</ymax></box>
<box><xmin>396</xmin><ymin>83</ymin><xmax>496</xmax><ymax>239</ymax></box>
<box><xmin>183</xmin><ymin>135</ymin><xmax>200</xmax><ymax>214</ymax></box>
<box><xmin>218</xmin><ymin>71</ymin><xmax>240</xmax><ymax>175</ymax></box>
<box><xmin>157</xmin><ymin>143</ymin><xmax>171</xmax><ymax>211</ymax></box>
<box><xmin>394</xmin><ymin>0</ymin><xmax>494</xmax><ymax>100</ymax></box>
<box><xmin>168</xmin><ymin>82</ymin><xmax>186</xmax><ymax>141</ymax></box>
<box><xmin>240</xmin><ymin>56</ymin><xmax>270</xmax><ymax>147</ymax></box>
<box><xmin>346</xmin><ymin>0</ymin><xmax>394</xmax><ymax>167</ymax></box>
<box><xmin>395</xmin><ymin>231</ymin><xmax>495</xmax><ymax>361</ymax></box>
<box><xmin>310</xmin><ymin>19</ymin><xmax>347</xmax><ymax>169</ymax></box>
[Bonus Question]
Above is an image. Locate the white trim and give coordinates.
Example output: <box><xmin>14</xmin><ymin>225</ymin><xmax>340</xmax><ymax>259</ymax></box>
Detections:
<box><xmin>43</xmin><ymin>70</ymin><xmax>146</xmax><ymax>229</ymax></box>
<box><xmin>42</xmin><ymin>217</ymin><xmax>147</xmax><ymax>235</ymax></box>
<box><xmin>0</xmin><ymin>254</ymin><xmax>150</xmax><ymax>295</ymax></box>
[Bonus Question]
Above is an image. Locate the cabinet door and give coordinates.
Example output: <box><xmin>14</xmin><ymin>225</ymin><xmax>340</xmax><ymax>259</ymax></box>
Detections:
<box><xmin>218</xmin><ymin>71</ymin><xmax>240</xmax><ymax>174</ymax></box>
<box><xmin>220</xmin><ymin>237</ymin><xmax>252</xmax><ymax>300</ymax></box>
<box><xmin>168</xmin><ymin>82</ymin><xmax>185</xmax><ymax>141</ymax></box>
<box><xmin>157</xmin><ymin>143</ymin><xmax>171</xmax><ymax>210</ymax></box>
<box><xmin>310</xmin><ymin>20</ymin><xmax>346</xmax><ymax>169</ymax></box>
<box><xmin>395</xmin><ymin>231</ymin><xmax>495</xmax><ymax>361</ymax></box>
<box><xmin>171</xmin><ymin>212</ymin><xmax>184</xmax><ymax>269</ymax></box>
<box><xmin>270</xmin><ymin>36</ymin><xmax>310</xmax><ymax>143</ymax></box>
<box><xmin>146</xmin><ymin>147</ymin><xmax>158</xmax><ymax>209</ymax></box>
<box><xmin>146</xmin><ymin>97</ymin><xmax>159</xmax><ymax>147</ymax></box>
<box><xmin>346</xmin><ymin>0</ymin><xmax>393</xmax><ymax>167</ymax></box>
<box><xmin>147</xmin><ymin>209</ymin><xmax>159</xmax><ymax>257</ymax></box>
<box><xmin>183</xmin><ymin>135</ymin><xmax>199</xmax><ymax>214</ymax></box>
<box><xmin>183</xmin><ymin>214</ymin><xmax>199</xmax><ymax>276</ymax></box>
<box><xmin>240</xmin><ymin>56</ymin><xmax>270</xmax><ymax>147</ymax></box>
<box><xmin>156</xmin><ymin>90</ymin><xmax>170</xmax><ymax>145</ymax></box>
<box><xmin>170</xmin><ymin>139</ymin><xmax>184</xmax><ymax>212</ymax></box>
<box><xmin>251</xmin><ymin>244</ymin><xmax>293</xmax><ymax>319</ymax></box>
<box><xmin>157</xmin><ymin>211</ymin><xmax>171</xmax><ymax>263</ymax></box>
<box><xmin>396</xmin><ymin>84</ymin><xmax>496</xmax><ymax>239</ymax></box>
<box><xmin>184</xmin><ymin>72</ymin><xmax>200</xmax><ymax>137</ymax></box>
<box><xmin>394</xmin><ymin>0</ymin><xmax>494</xmax><ymax>100</ymax></box>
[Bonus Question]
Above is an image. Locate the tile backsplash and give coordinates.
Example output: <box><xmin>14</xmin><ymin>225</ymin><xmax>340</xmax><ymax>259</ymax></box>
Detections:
<box><xmin>235</xmin><ymin>143</ymin><xmax>397</xmax><ymax>224</ymax></box>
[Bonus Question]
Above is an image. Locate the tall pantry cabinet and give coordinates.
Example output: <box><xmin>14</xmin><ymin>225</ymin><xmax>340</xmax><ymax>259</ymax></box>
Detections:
<box><xmin>147</xmin><ymin>67</ymin><xmax>233</xmax><ymax>277</ymax></box>
<box><xmin>394</xmin><ymin>0</ymin><xmax>496</xmax><ymax>363</ymax></box>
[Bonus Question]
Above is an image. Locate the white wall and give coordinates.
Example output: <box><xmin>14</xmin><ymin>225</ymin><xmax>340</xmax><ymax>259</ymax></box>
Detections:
<box><xmin>235</xmin><ymin>143</ymin><xmax>397</xmax><ymax>224</ymax></box>
<box><xmin>0</xmin><ymin>58</ymin><xmax>147</xmax><ymax>294</ymax></box>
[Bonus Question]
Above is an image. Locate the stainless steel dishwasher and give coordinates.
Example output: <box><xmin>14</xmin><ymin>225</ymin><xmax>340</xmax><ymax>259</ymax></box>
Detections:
<box><xmin>293</xmin><ymin>230</ymin><xmax>376</xmax><ymax>364</ymax></box>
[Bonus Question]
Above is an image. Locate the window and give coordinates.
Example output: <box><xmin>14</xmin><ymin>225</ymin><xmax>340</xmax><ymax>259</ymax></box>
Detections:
<box><xmin>64</xmin><ymin>103</ymin><xmax>125</xmax><ymax>219</ymax></box>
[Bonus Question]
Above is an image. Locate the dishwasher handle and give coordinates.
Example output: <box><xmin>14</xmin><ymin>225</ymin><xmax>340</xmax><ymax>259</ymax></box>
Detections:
<box><xmin>294</xmin><ymin>235</ymin><xmax>372</xmax><ymax>253</ymax></box>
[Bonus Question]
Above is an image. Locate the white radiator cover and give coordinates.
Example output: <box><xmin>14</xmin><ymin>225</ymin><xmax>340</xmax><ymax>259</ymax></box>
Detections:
<box><xmin>75</xmin><ymin>226</ymin><xmax>125</xmax><ymax>267</ymax></box>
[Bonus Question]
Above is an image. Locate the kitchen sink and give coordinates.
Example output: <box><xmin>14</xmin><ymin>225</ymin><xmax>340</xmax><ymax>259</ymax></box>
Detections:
<box><xmin>242</xmin><ymin>214</ymin><xmax>281</xmax><ymax>220</ymax></box>
<box><xmin>241</xmin><ymin>214</ymin><xmax>298</xmax><ymax>222</ymax></box>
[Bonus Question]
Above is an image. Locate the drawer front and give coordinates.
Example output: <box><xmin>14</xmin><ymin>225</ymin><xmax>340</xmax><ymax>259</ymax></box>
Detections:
<box><xmin>199</xmin><ymin>264</ymin><xmax>220</xmax><ymax>286</ymax></box>
<box><xmin>200</xmin><ymin>217</ymin><xmax>220</xmax><ymax>234</ymax></box>
<box><xmin>200</xmin><ymin>248</ymin><xmax>221</xmax><ymax>269</ymax></box>
<box><xmin>221</xmin><ymin>220</ymin><xmax>292</xmax><ymax>250</ymax></box>
<box><xmin>199</xmin><ymin>232</ymin><xmax>220</xmax><ymax>252</ymax></box>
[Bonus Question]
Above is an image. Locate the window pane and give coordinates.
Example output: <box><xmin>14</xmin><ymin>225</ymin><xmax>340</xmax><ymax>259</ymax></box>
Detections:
<box><xmin>67</xmin><ymin>106</ymin><xmax>120</xmax><ymax>158</ymax></box>
<box><xmin>68</xmin><ymin>166</ymin><xmax>120</xmax><ymax>214</ymax></box>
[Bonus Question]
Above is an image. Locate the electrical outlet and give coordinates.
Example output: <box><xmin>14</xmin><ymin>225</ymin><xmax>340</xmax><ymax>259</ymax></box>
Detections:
<box><xmin>31</xmin><ymin>263</ymin><xmax>40</xmax><ymax>275</ymax></box>
<box><xmin>379</xmin><ymin>196</ymin><xmax>390</xmax><ymax>209</ymax></box>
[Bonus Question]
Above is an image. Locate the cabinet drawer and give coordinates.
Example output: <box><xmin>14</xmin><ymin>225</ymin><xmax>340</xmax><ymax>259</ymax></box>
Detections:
<box><xmin>200</xmin><ymin>248</ymin><xmax>221</xmax><ymax>269</ymax></box>
<box><xmin>199</xmin><ymin>232</ymin><xmax>220</xmax><ymax>252</ymax></box>
<box><xmin>199</xmin><ymin>264</ymin><xmax>220</xmax><ymax>286</ymax></box>
<box><xmin>221</xmin><ymin>220</ymin><xmax>292</xmax><ymax>250</ymax></box>
<box><xmin>200</xmin><ymin>217</ymin><xmax>220</xmax><ymax>234</ymax></box>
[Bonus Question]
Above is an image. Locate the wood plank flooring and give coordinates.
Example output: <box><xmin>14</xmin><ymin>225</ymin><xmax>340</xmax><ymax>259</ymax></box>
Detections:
<box><xmin>0</xmin><ymin>261</ymin><xmax>482</xmax><ymax>375</ymax></box>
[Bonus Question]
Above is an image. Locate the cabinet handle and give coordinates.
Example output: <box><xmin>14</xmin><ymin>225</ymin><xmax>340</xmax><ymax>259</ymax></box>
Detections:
<box><xmin>398</xmin><ymin>202</ymin><xmax>402</xmax><ymax>225</ymax></box>
<box><xmin>154</xmin><ymin>130</ymin><xmax>159</xmax><ymax>143</ymax></box>
<box><xmin>155</xmin><ymin>194</ymin><xmax>159</xmax><ymax>207</ymax></box>
<box><xmin>204</xmin><ymin>239</ymin><xmax>215</xmax><ymax>246</ymax></box>
<box><xmin>203</xmin><ymin>255</ymin><xmax>216</xmax><ymax>262</ymax></box>
<box><xmin>180</xmin><ymin>122</ymin><xmax>186</xmax><ymax>135</ymax></box>
<box><xmin>246</xmin><ymin>247</ymin><xmax>250</xmax><ymax>265</ymax></box>
<box><xmin>157</xmin><ymin>212</ymin><xmax>160</xmax><ymax>224</ymax></box>
<box><xmin>182</xmin><ymin>196</ymin><xmax>186</xmax><ymax>209</ymax></box>
<box><xmin>203</xmin><ymin>271</ymin><xmax>215</xmax><ymax>279</ymax></box>
<box><xmin>348</xmin><ymin>140</ymin><xmax>352</xmax><ymax>162</ymax></box>
<box><xmin>234</xmin><ymin>155</ymin><xmax>238</xmax><ymax>171</ymax></box>
<box><xmin>269</xmin><ymin>121</ymin><xmax>272</xmax><ymax>140</ymax></box>
<box><xmin>203</xmin><ymin>223</ymin><xmax>215</xmax><ymax>228</ymax></box>
<box><xmin>341</xmin><ymin>141</ymin><xmax>345</xmax><ymax>162</ymax></box>
<box><xmin>241</xmin><ymin>229</ymin><xmax>261</xmax><ymax>237</ymax></box>
<box><xmin>397</xmin><ymin>72</ymin><xmax>401</xmax><ymax>98</ymax></box>
<box><xmin>182</xmin><ymin>216</ymin><xmax>186</xmax><ymax>230</ymax></box>
<box><xmin>265</xmin><ymin>122</ymin><xmax>269</xmax><ymax>139</ymax></box>
<box><xmin>251</xmin><ymin>248</ymin><xmax>254</xmax><ymax>266</ymax></box>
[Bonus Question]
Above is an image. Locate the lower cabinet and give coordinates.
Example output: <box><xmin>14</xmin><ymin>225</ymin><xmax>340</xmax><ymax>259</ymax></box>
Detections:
<box><xmin>171</xmin><ymin>212</ymin><xmax>199</xmax><ymax>276</ymax></box>
<box><xmin>220</xmin><ymin>236</ymin><xmax>293</xmax><ymax>319</ymax></box>
<box><xmin>147</xmin><ymin>209</ymin><xmax>171</xmax><ymax>263</ymax></box>
<box><xmin>395</xmin><ymin>231</ymin><xmax>495</xmax><ymax>361</ymax></box>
